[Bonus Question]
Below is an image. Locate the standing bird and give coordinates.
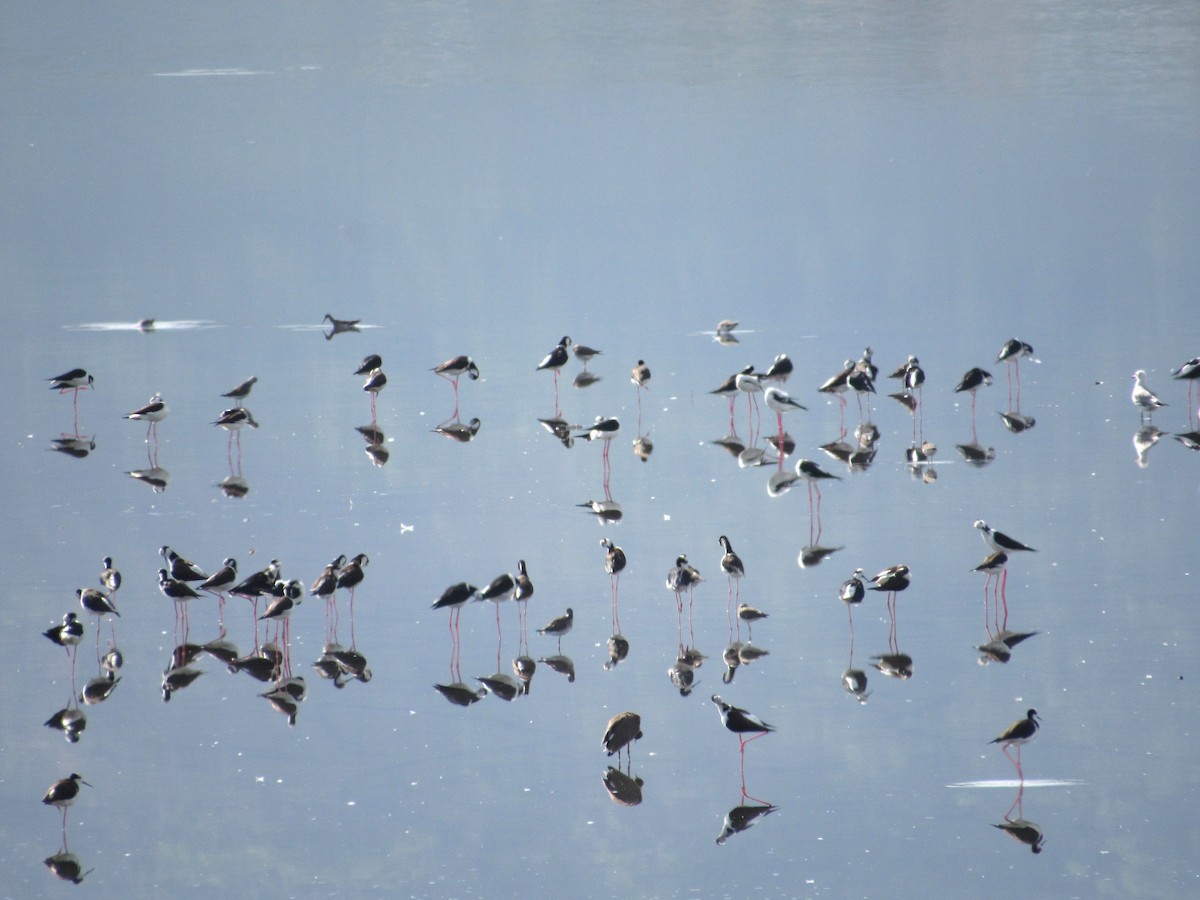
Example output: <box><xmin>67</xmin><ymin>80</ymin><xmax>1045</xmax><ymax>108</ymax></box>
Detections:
<box><xmin>77</xmin><ymin>587</ymin><xmax>119</xmax><ymax>620</ymax></box>
<box><xmin>1131</xmin><ymin>369</ymin><xmax>1167</xmax><ymax>420</ymax></box>
<box><xmin>433</xmin><ymin>582</ymin><xmax>478</xmax><ymax>640</ymax></box>
<box><xmin>762</xmin><ymin>386</ymin><xmax>806</xmax><ymax>449</ymax></box>
<box><xmin>762</xmin><ymin>353</ymin><xmax>793</xmax><ymax>383</ymax></box>
<box><xmin>631</xmin><ymin>359</ymin><xmax>651</xmax><ymax>390</ymax></box>
<box><xmin>974</xmin><ymin>520</ymin><xmax>1037</xmax><ymax>553</ymax></box>
<box><xmin>839</xmin><ymin>567</ymin><xmax>865</xmax><ymax>644</ymax></box>
<box><xmin>337</xmin><ymin>553</ymin><xmax>369</xmax><ymax>622</ymax></box>
<box><xmin>43</xmin><ymin>773</ymin><xmax>91</xmax><ymax>827</ymax></box>
<box><xmin>736</xmin><ymin>603</ymin><xmax>768</xmax><ymax>640</ymax></box>
<box><xmin>991</xmin><ymin>708</ymin><xmax>1040</xmax><ymax>778</ymax></box>
<box><xmin>711</xmin><ymin>694</ymin><xmax>775</xmax><ymax>796</ymax></box>
<box><xmin>49</xmin><ymin>368</ymin><xmax>94</xmax><ymax>430</ymax></box>
<box><xmin>718</xmin><ymin>535</ymin><xmax>745</xmax><ymax>610</ymax></box>
<box><xmin>355</xmin><ymin>354</ymin><xmax>383</xmax><ymax>376</ymax></box>
<box><xmin>44</xmin><ymin>612</ymin><xmax>84</xmax><ymax>668</ymax></box>
<box><xmin>160</xmin><ymin>546</ymin><xmax>208</xmax><ymax>582</ymax></box>
<box><xmin>572</xmin><ymin>343</ymin><xmax>602</xmax><ymax>367</ymax></box>
<box><xmin>868</xmin><ymin>564</ymin><xmax>910</xmax><ymax>650</ymax></box>
<box><xmin>537</xmin><ymin>607</ymin><xmax>574</xmax><ymax>649</ymax></box>
<box><xmin>954</xmin><ymin>368</ymin><xmax>993</xmax><ymax>420</ymax></box>
<box><xmin>199</xmin><ymin>558</ymin><xmax>238</xmax><ymax>597</ymax></box>
<box><xmin>997</xmin><ymin>339</ymin><xmax>1036</xmax><ymax>406</ymax></box>
<box><xmin>221</xmin><ymin>375</ymin><xmax>258</xmax><ymax>405</ymax></box>
<box><xmin>362</xmin><ymin>369</ymin><xmax>387</xmax><ymax>421</ymax></box>
<box><xmin>159</xmin><ymin>568</ymin><xmax>202</xmax><ymax>632</ymax></box>
<box><xmin>124</xmin><ymin>394</ymin><xmax>169</xmax><ymax>443</ymax></box>
<box><xmin>432</xmin><ymin>355</ymin><xmax>480</xmax><ymax>415</ymax></box>
<box><xmin>602</xmin><ymin>711</ymin><xmax>643</xmax><ymax>767</ymax></box>
<box><xmin>100</xmin><ymin>557</ymin><xmax>121</xmax><ymax>595</ymax></box>
<box><xmin>601</xmin><ymin>537</ymin><xmax>626</xmax><ymax>630</ymax></box>
<box><xmin>537</xmin><ymin>336</ymin><xmax>572</xmax><ymax>412</ymax></box>
<box><xmin>794</xmin><ymin>458</ymin><xmax>840</xmax><ymax>512</ymax></box>
<box><xmin>479</xmin><ymin>571</ymin><xmax>517</xmax><ymax>638</ymax></box>
<box><xmin>632</xmin><ymin>360</ymin><xmax>651</xmax><ymax>420</ymax></box>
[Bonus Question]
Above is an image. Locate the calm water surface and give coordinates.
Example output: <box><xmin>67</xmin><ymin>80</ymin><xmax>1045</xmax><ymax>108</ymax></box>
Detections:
<box><xmin>3</xmin><ymin>3</ymin><xmax>1199</xmax><ymax>898</ymax></box>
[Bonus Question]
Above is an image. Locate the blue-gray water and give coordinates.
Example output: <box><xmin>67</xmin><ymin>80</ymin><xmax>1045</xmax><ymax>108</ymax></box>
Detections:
<box><xmin>3</xmin><ymin>3</ymin><xmax>1199</xmax><ymax>898</ymax></box>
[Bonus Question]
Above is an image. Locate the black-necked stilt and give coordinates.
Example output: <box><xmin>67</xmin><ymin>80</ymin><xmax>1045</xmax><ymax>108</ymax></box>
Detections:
<box><xmin>974</xmin><ymin>549</ymin><xmax>1008</xmax><ymax>577</ymax></box>
<box><xmin>222</xmin><ymin>375</ymin><xmax>257</xmax><ymax>404</ymax></box>
<box><xmin>433</xmin><ymin>582</ymin><xmax>478</xmax><ymax>641</ymax></box>
<box><xmin>324</xmin><ymin>313</ymin><xmax>361</xmax><ymax>331</ymax></box>
<box><xmin>100</xmin><ymin>557</ymin><xmax>121</xmax><ymax>594</ymax></box>
<box><xmin>199</xmin><ymin>558</ymin><xmax>237</xmax><ymax>596</ymax></box>
<box><xmin>666</xmin><ymin>554</ymin><xmax>703</xmax><ymax>597</ymax></box>
<box><xmin>711</xmin><ymin>365</ymin><xmax>754</xmax><ymax>430</ymax></box>
<box><xmin>868</xmin><ymin>564</ymin><xmax>910</xmax><ymax>594</ymax></box>
<box><xmin>631</xmin><ymin>359</ymin><xmax>651</xmax><ymax>389</ymax></box>
<box><xmin>572</xmin><ymin>343</ymin><xmax>602</xmax><ymax>367</ymax></box>
<box><xmin>43</xmin><ymin>773</ymin><xmax>91</xmax><ymax>823</ymax></box>
<box><xmin>1171</xmin><ymin>356</ymin><xmax>1200</xmax><ymax>381</ymax></box>
<box><xmin>160</xmin><ymin>546</ymin><xmax>208</xmax><ymax>582</ymax></box>
<box><xmin>159</xmin><ymin>568</ymin><xmax>202</xmax><ymax>609</ymax></box>
<box><xmin>49</xmin><ymin>369</ymin><xmax>94</xmax><ymax>393</ymax></box>
<box><xmin>232</xmin><ymin>559</ymin><xmax>280</xmax><ymax>598</ymax></box>
<box><xmin>355</xmin><ymin>354</ymin><xmax>382</xmax><ymax>376</ymax></box>
<box><xmin>632</xmin><ymin>361</ymin><xmax>651</xmax><ymax>420</ymax></box>
<box><xmin>362</xmin><ymin>369</ymin><xmax>386</xmax><ymax>419</ymax></box>
<box><xmin>78</xmin><ymin>587</ymin><xmax>119</xmax><ymax>619</ymax></box>
<box><xmin>839</xmin><ymin>568</ymin><xmax>865</xmax><ymax>606</ymax></box>
<box><xmin>974</xmin><ymin>520</ymin><xmax>1037</xmax><ymax>553</ymax></box>
<box><xmin>997</xmin><ymin>339</ymin><xmax>1035</xmax><ymax>366</ymax></box>
<box><xmin>954</xmin><ymin>367</ymin><xmax>993</xmax><ymax>421</ymax></box>
<box><xmin>763</xmin><ymin>353</ymin><xmax>793</xmax><ymax>383</ymax></box>
<box><xmin>311</xmin><ymin>555</ymin><xmax>345</xmax><ymax>598</ymax></box>
<box><xmin>998</xmin><ymin>339</ymin><xmax>1037</xmax><ymax>406</ymax></box>
<box><xmin>602</xmin><ymin>538</ymin><xmax>626</xmax><ymax>575</ymax></box>
<box><xmin>513</xmin><ymin>560</ymin><xmax>534</xmax><ymax>601</ymax></box>
<box><xmin>432</xmin><ymin>355</ymin><xmax>480</xmax><ymax>413</ymax></box>
<box><xmin>794</xmin><ymin>458</ymin><xmax>840</xmax><ymax>500</ymax></box>
<box><xmin>992</xmin><ymin>708</ymin><xmax>1040</xmax><ymax>777</ymax></box>
<box><xmin>44</xmin><ymin>612</ymin><xmax>84</xmax><ymax>651</ymax></box>
<box><xmin>124</xmin><ymin>394</ymin><xmax>168</xmax><ymax>443</ymax></box>
<box><xmin>578</xmin><ymin>416</ymin><xmax>620</xmax><ymax>443</ymax></box>
<box><xmin>1132</xmin><ymin>369</ymin><xmax>1167</xmax><ymax>420</ymax></box>
<box><xmin>902</xmin><ymin>356</ymin><xmax>925</xmax><ymax>391</ymax></box>
<box><xmin>602</xmin><ymin>711</ymin><xmax>643</xmax><ymax>766</ymax></box>
<box><xmin>762</xmin><ymin>385</ymin><xmax>806</xmax><ymax>449</ymax></box>
<box><xmin>260</xmin><ymin>579</ymin><xmax>302</xmax><ymax>621</ymax></box>
<box><xmin>337</xmin><ymin>553</ymin><xmax>368</xmax><ymax>628</ymax></box>
<box><xmin>479</xmin><ymin>571</ymin><xmax>516</xmax><ymax>638</ymax></box>
<box><xmin>433</xmin><ymin>681</ymin><xmax>487</xmax><ymax>706</ymax></box>
<box><xmin>857</xmin><ymin>347</ymin><xmax>879</xmax><ymax>380</ymax></box>
<box><xmin>819</xmin><ymin>359</ymin><xmax>854</xmax><ymax>434</ymax></box>
<box><xmin>712</xmin><ymin>694</ymin><xmax>774</xmax><ymax>737</ymax></box>
<box><xmin>213</xmin><ymin>406</ymin><xmax>258</xmax><ymax>430</ymax></box>
<box><xmin>538</xmin><ymin>336</ymin><xmax>571</xmax><ymax>411</ymax></box>
<box><xmin>711</xmin><ymin>693</ymin><xmax>774</xmax><ymax>795</ymax></box>
<box><xmin>718</xmin><ymin>535</ymin><xmax>745</xmax><ymax>615</ymax></box>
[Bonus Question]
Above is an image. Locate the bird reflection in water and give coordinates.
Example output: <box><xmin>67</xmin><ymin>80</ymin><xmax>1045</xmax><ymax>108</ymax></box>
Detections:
<box><xmin>433</xmin><ymin>681</ymin><xmax>487</xmax><ymax>707</ymax></box>
<box><xmin>604</xmin><ymin>634</ymin><xmax>630</xmax><ymax>671</ymax></box>
<box><xmin>161</xmin><ymin>663</ymin><xmax>203</xmax><ymax>701</ymax></box>
<box><xmin>573</xmin><ymin>369</ymin><xmax>602</xmax><ymax>389</ymax></box>
<box><xmin>476</xmin><ymin>672</ymin><xmax>521</xmax><ymax>701</ymax></box>
<box><xmin>356</xmin><ymin>422</ymin><xmax>389</xmax><ymax>465</ymax></box>
<box><xmin>977</xmin><ymin>629</ymin><xmax>1039</xmax><ymax>666</ymax></box>
<box><xmin>1133</xmin><ymin>424</ymin><xmax>1164</xmax><ymax>468</ymax></box>
<box><xmin>955</xmin><ymin>439</ymin><xmax>996</xmax><ymax>468</ymax></box>
<box><xmin>998</xmin><ymin>410</ymin><xmax>1036</xmax><ymax>434</ymax></box>
<box><xmin>715</xmin><ymin>801</ymin><xmax>778</xmax><ymax>845</ymax></box>
<box><xmin>537</xmin><ymin>654</ymin><xmax>576</xmax><ymax>683</ymax></box>
<box><xmin>668</xmin><ymin>656</ymin><xmax>697</xmax><ymax>696</ymax></box>
<box><xmin>602</xmin><ymin>767</ymin><xmax>644</xmax><ymax>807</ymax></box>
<box><xmin>51</xmin><ymin>434</ymin><xmax>97</xmax><ymax>460</ymax></box>
<box><xmin>632</xmin><ymin>432</ymin><xmax>653</xmax><ymax>462</ymax></box>
<box><xmin>44</xmin><ymin>701</ymin><xmax>86</xmax><ymax>743</ymax></box>
<box><xmin>44</xmin><ymin>848</ymin><xmax>94</xmax><ymax>885</ymax></box>
<box><xmin>433</xmin><ymin>417</ymin><xmax>481</xmax><ymax>443</ymax></box>
<box><xmin>578</xmin><ymin>498</ymin><xmax>622</xmax><ymax>524</ymax></box>
<box><xmin>869</xmin><ymin>652</ymin><xmax>913</xmax><ymax>680</ymax></box>
<box><xmin>260</xmin><ymin>676</ymin><xmax>307</xmax><ymax>726</ymax></box>
<box><xmin>513</xmin><ymin>655</ymin><xmax>536</xmax><ymax>695</ymax></box>
<box><xmin>992</xmin><ymin>780</ymin><xmax>1045</xmax><ymax>854</ymax></box>
<box><xmin>798</xmin><ymin>544</ymin><xmax>841</xmax><ymax>569</ymax></box>
<box><xmin>538</xmin><ymin>415</ymin><xmax>576</xmax><ymax>449</ymax></box>
<box><xmin>905</xmin><ymin>441</ymin><xmax>938</xmax><ymax>483</ymax></box>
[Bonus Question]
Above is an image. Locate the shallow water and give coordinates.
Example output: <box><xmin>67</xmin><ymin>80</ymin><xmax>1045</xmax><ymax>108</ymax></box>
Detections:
<box><xmin>3</xmin><ymin>3</ymin><xmax>1199</xmax><ymax>898</ymax></box>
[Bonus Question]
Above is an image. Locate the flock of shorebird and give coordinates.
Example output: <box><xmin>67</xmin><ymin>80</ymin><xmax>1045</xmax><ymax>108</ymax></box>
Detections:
<box><xmin>38</xmin><ymin>327</ymin><xmax>1200</xmax><ymax>844</ymax></box>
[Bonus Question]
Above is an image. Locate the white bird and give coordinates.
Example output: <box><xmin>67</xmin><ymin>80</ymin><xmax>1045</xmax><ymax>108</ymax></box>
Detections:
<box><xmin>1131</xmin><ymin>369</ymin><xmax>1167</xmax><ymax>419</ymax></box>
